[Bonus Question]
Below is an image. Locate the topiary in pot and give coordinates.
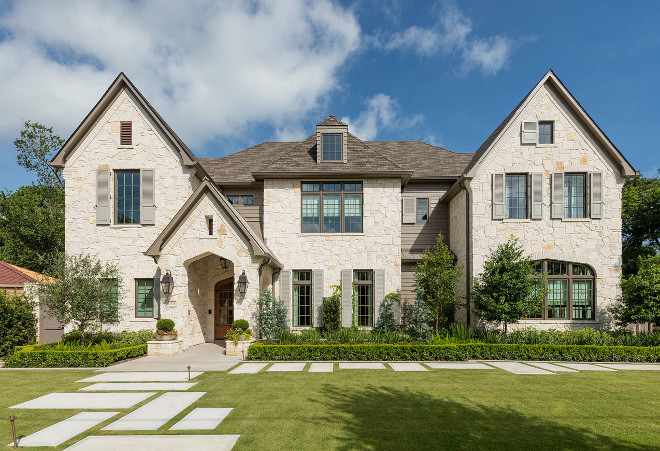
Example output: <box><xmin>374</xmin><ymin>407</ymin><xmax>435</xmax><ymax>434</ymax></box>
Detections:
<box><xmin>154</xmin><ymin>318</ymin><xmax>177</xmax><ymax>341</ymax></box>
<box><xmin>232</xmin><ymin>319</ymin><xmax>249</xmax><ymax>331</ymax></box>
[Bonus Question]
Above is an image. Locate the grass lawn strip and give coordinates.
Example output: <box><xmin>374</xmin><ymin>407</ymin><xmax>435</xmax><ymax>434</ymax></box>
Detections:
<box><xmin>482</xmin><ymin>361</ymin><xmax>554</xmax><ymax>374</ymax></box>
<box><xmin>10</xmin><ymin>412</ymin><xmax>118</xmax><ymax>447</ymax></box>
<box><xmin>102</xmin><ymin>392</ymin><xmax>206</xmax><ymax>430</ymax></box>
<box><xmin>525</xmin><ymin>362</ymin><xmax>579</xmax><ymax>372</ymax></box>
<box><xmin>170</xmin><ymin>408</ymin><xmax>234</xmax><ymax>430</ymax></box>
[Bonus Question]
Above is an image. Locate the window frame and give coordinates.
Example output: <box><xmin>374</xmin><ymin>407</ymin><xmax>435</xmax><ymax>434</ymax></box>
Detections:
<box><xmin>538</xmin><ymin>121</ymin><xmax>554</xmax><ymax>144</ymax></box>
<box><xmin>135</xmin><ymin>278</ymin><xmax>154</xmax><ymax>318</ymax></box>
<box><xmin>505</xmin><ymin>173</ymin><xmax>528</xmax><ymax>219</ymax></box>
<box><xmin>292</xmin><ymin>270</ymin><xmax>313</xmax><ymax>327</ymax></box>
<box><xmin>416</xmin><ymin>198</ymin><xmax>429</xmax><ymax>223</ymax></box>
<box><xmin>321</xmin><ymin>133</ymin><xmax>343</xmax><ymax>162</ymax></box>
<box><xmin>301</xmin><ymin>182</ymin><xmax>363</xmax><ymax>233</ymax></box>
<box><xmin>353</xmin><ymin>270</ymin><xmax>374</xmax><ymax>327</ymax></box>
<box><xmin>115</xmin><ymin>170</ymin><xmax>141</xmax><ymax>225</ymax></box>
<box><xmin>564</xmin><ymin>173</ymin><xmax>587</xmax><ymax>218</ymax></box>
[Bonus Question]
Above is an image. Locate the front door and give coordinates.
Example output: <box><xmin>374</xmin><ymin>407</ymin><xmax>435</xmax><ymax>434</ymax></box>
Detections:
<box><xmin>215</xmin><ymin>278</ymin><xmax>234</xmax><ymax>339</ymax></box>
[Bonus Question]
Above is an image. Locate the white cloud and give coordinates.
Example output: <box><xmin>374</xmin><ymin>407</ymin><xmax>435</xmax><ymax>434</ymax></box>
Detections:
<box><xmin>0</xmin><ymin>0</ymin><xmax>360</xmax><ymax>148</ymax></box>
<box><xmin>341</xmin><ymin>93</ymin><xmax>422</xmax><ymax>140</ymax></box>
<box><xmin>641</xmin><ymin>166</ymin><xmax>659</xmax><ymax>178</ymax></box>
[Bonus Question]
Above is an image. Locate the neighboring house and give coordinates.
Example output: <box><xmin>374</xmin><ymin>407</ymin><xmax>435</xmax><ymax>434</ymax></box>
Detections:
<box><xmin>0</xmin><ymin>260</ymin><xmax>63</xmax><ymax>343</ymax></box>
<box><xmin>50</xmin><ymin>70</ymin><xmax>636</xmax><ymax>350</ymax></box>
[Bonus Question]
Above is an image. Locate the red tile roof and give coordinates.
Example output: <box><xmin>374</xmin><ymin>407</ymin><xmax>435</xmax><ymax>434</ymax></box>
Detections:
<box><xmin>0</xmin><ymin>261</ymin><xmax>57</xmax><ymax>285</ymax></box>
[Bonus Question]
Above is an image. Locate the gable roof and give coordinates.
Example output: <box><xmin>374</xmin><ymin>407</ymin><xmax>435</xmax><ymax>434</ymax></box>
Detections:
<box><xmin>0</xmin><ymin>261</ymin><xmax>57</xmax><ymax>285</ymax></box>
<box><xmin>145</xmin><ymin>178</ymin><xmax>282</xmax><ymax>268</ymax></box>
<box><xmin>51</xmin><ymin>72</ymin><xmax>197</xmax><ymax>168</ymax></box>
<box><xmin>464</xmin><ymin>69</ymin><xmax>636</xmax><ymax>178</ymax></box>
<box><xmin>317</xmin><ymin>115</ymin><xmax>348</xmax><ymax>126</ymax></box>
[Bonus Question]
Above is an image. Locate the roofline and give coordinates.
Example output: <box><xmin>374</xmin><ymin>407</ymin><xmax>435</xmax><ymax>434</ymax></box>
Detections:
<box><xmin>252</xmin><ymin>170</ymin><xmax>413</xmax><ymax>181</ymax></box>
<box><xmin>408</xmin><ymin>176</ymin><xmax>460</xmax><ymax>182</ymax></box>
<box><xmin>439</xmin><ymin>176</ymin><xmax>469</xmax><ymax>203</ymax></box>
<box><xmin>51</xmin><ymin>72</ymin><xmax>197</xmax><ymax>168</ymax></box>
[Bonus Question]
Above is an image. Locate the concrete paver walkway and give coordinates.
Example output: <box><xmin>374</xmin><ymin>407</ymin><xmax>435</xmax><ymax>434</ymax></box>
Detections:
<box><xmin>170</xmin><ymin>408</ymin><xmax>233</xmax><ymax>430</ymax></box>
<box><xmin>79</xmin><ymin>371</ymin><xmax>203</xmax><ymax>382</ymax></box>
<box><xmin>9</xmin><ymin>412</ymin><xmax>118</xmax><ymax>447</ymax></box>
<box><xmin>66</xmin><ymin>435</ymin><xmax>240</xmax><ymax>450</ymax></box>
<box><xmin>11</xmin><ymin>392</ymin><xmax>154</xmax><ymax>409</ymax></box>
<box><xmin>79</xmin><ymin>382</ymin><xmax>197</xmax><ymax>391</ymax></box>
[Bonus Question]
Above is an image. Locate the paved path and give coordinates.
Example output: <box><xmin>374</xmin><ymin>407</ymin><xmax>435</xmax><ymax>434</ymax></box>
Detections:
<box><xmin>102</xmin><ymin>343</ymin><xmax>240</xmax><ymax>372</ymax></box>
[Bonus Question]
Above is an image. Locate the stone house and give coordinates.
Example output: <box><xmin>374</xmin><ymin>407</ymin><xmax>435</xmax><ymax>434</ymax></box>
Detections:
<box><xmin>50</xmin><ymin>70</ymin><xmax>635</xmax><ymax>349</ymax></box>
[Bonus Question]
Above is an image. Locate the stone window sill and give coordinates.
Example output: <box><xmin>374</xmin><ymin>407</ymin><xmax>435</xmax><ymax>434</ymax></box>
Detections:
<box><xmin>518</xmin><ymin>319</ymin><xmax>596</xmax><ymax>324</ymax></box>
<box><xmin>117</xmin><ymin>145</ymin><xmax>134</xmax><ymax>150</ymax></box>
<box><xmin>535</xmin><ymin>144</ymin><xmax>557</xmax><ymax>148</ymax></box>
<box><xmin>199</xmin><ymin>235</ymin><xmax>216</xmax><ymax>239</ymax></box>
<box><xmin>560</xmin><ymin>218</ymin><xmax>592</xmax><ymax>222</ymax></box>
<box><xmin>502</xmin><ymin>218</ymin><xmax>531</xmax><ymax>223</ymax></box>
<box><xmin>300</xmin><ymin>233</ymin><xmax>364</xmax><ymax>237</ymax></box>
<box><xmin>130</xmin><ymin>318</ymin><xmax>155</xmax><ymax>322</ymax></box>
<box><xmin>110</xmin><ymin>224</ymin><xmax>142</xmax><ymax>228</ymax></box>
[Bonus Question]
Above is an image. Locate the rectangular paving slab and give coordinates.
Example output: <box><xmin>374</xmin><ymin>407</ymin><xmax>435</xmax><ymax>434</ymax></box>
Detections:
<box><xmin>596</xmin><ymin>363</ymin><xmax>660</xmax><ymax>370</ymax></box>
<box><xmin>486</xmin><ymin>362</ymin><xmax>555</xmax><ymax>374</ymax></box>
<box><xmin>8</xmin><ymin>412</ymin><xmax>118</xmax><ymax>447</ymax></box>
<box><xmin>170</xmin><ymin>408</ymin><xmax>233</xmax><ymax>430</ymax></box>
<box><xmin>102</xmin><ymin>392</ymin><xmax>205</xmax><ymax>430</ymax></box>
<box><xmin>78</xmin><ymin>371</ymin><xmax>203</xmax><ymax>382</ymax></box>
<box><xmin>526</xmin><ymin>362</ymin><xmax>579</xmax><ymax>372</ymax></box>
<box><xmin>66</xmin><ymin>435</ymin><xmax>240</xmax><ymax>450</ymax></box>
<box><xmin>308</xmin><ymin>363</ymin><xmax>334</xmax><ymax>373</ymax></box>
<box><xmin>389</xmin><ymin>362</ymin><xmax>428</xmax><ymax>371</ymax></box>
<box><xmin>79</xmin><ymin>382</ymin><xmax>197</xmax><ymax>391</ymax></box>
<box><xmin>227</xmin><ymin>363</ymin><xmax>268</xmax><ymax>374</ymax></box>
<box><xmin>11</xmin><ymin>392</ymin><xmax>155</xmax><ymax>409</ymax></box>
<box><xmin>266</xmin><ymin>362</ymin><xmax>306</xmax><ymax>372</ymax></box>
<box><xmin>338</xmin><ymin>362</ymin><xmax>386</xmax><ymax>370</ymax></box>
<box><xmin>426</xmin><ymin>362</ymin><xmax>494</xmax><ymax>370</ymax></box>
<box><xmin>555</xmin><ymin>363</ymin><xmax>616</xmax><ymax>371</ymax></box>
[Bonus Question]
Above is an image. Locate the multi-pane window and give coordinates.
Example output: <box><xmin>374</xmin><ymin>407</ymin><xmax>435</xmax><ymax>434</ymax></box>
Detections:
<box><xmin>293</xmin><ymin>271</ymin><xmax>312</xmax><ymax>327</ymax></box>
<box><xmin>116</xmin><ymin>170</ymin><xmax>140</xmax><ymax>224</ymax></box>
<box><xmin>135</xmin><ymin>279</ymin><xmax>154</xmax><ymax>318</ymax></box>
<box><xmin>505</xmin><ymin>174</ymin><xmax>527</xmax><ymax>219</ymax></box>
<box><xmin>227</xmin><ymin>195</ymin><xmax>253</xmax><ymax>205</ymax></box>
<box><xmin>564</xmin><ymin>174</ymin><xmax>585</xmax><ymax>218</ymax></box>
<box><xmin>538</xmin><ymin>121</ymin><xmax>553</xmax><ymax>144</ymax></box>
<box><xmin>529</xmin><ymin>260</ymin><xmax>595</xmax><ymax>320</ymax></box>
<box><xmin>417</xmin><ymin>198</ymin><xmax>429</xmax><ymax>223</ymax></box>
<box><xmin>301</xmin><ymin>182</ymin><xmax>363</xmax><ymax>233</ymax></box>
<box><xmin>353</xmin><ymin>270</ymin><xmax>373</xmax><ymax>327</ymax></box>
<box><xmin>322</xmin><ymin>134</ymin><xmax>342</xmax><ymax>161</ymax></box>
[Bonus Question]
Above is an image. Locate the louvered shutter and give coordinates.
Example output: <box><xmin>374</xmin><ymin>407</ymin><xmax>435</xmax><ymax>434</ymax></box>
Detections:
<box><xmin>492</xmin><ymin>173</ymin><xmax>505</xmax><ymax>219</ymax></box>
<box><xmin>402</xmin><ymin>197</ymin><xmax>415</xmax><ymax>224</ymax></box>
<box><xmin>120</xmin><ymin>121</ymin><xmax>132</xmax><ymax>145</ymax></box>
<box><xmin>521</xmin><ymin>121</ymin><xmax>537</xmax><ymax>144</ymax></box>
<box><xmin>141</xmin><ymin>169</ymin><xmax>155</xmax><ymax>225</ymax></box>
<box><xmin>531</xmin><ymin>172</ymin><xmax>543</xmax><ymax>219</ymax></box>
<box><xmin>590</xmin><ymin>172</ymin><xmax>603</xmax><ymax>219</ymax></box>
<box><xmin>374</xmin><ymin>269</ymin><xmax>385</xmax><ymax>327</ymax></box>
<box><xmin>280</xmin><ymin>269</ymin><xmax>291</xmax><ymax>304</ymax></box>
<box><xmin>96</xmin><ymin>169</ymin><xmax>111</xmax><ymax>225</ymax></box>
<box><xmin>551</xmin><ymin>172</ymin><xmax>564</xmax><ymax>219</ymax></box>
<box><xmin>341</xmin><ymin>269</ymin><xmax>352</xmax><ymax>327</ymax></box>
<box><xmin>313</xmin><ymin>269</ymin><xmax>324</xmax><ymax>327</ymax></box>
<box><xmin>153</xmin><ymin>274</ymin><xmax>161</xmax><ymax>318</ymax></box>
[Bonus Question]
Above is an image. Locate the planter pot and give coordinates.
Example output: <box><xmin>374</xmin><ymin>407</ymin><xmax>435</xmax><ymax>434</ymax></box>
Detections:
<box><xmin>225</xmin><ymin>339</ymin><xmax>255</xmax><ymax>357</ymax></box>
<box><xmin>155</xmin><ymin>332</ymin><xmax>177</xmax><ymax>341</ymax></box>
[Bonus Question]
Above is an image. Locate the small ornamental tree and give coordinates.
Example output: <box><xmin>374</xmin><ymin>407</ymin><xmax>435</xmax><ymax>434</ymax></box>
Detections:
<box><xmin>406</xmin><ymin>287</ymin><xmax>433</xmax><ymax>343</ymax></box>
<box><xmin>257</xmin><ymin>288</ymin><xmax>289</xmax><ymax>340</ymax></box>
<box><xmin>0</xmin><ymin>291</ymin><xmax>37</xmax><ymax>356</ymax></box>
<box><xmin>322</xmin><ymin>285</ymin><xmax>342</xmax><ymax>333</ymax></box>
<box><xmin>414</xmin><ymin>233</ymin><xmax>462</xmax><ymax>331</ymax></box>
<box><xmin>31</xmin><ymin>254</ymin><xmax>122</xmax><ymax>344</ymax></box>
<box><xmin>376</xmin><ymin>292</ymin><xmax>400</xmax><ymax>332</ymax></box>
<box><xmin>611</xmin><ymin>254</ymin><xmax>660</xmax><ymax>332</ymax></box>
<box><xmin>472</xmin><ymin>239</ymin><xmax>545</xmax><ymax>333</ymax></box>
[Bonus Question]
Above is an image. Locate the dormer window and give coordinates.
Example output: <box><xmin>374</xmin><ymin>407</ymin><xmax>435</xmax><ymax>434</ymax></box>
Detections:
<box><xmin>322</xmin><ymin>134</ymin><xmax>342</xmax><ymax>161</ymax></box>
<box><xmin>316</xmin><ymin>115</ymin><xmax>348</xmax><ymax>163</ymax></box>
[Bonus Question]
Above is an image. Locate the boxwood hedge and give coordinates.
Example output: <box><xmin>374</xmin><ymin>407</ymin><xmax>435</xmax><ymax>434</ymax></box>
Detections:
<box><xmin>3</xmin><ymin>343</ymin><xmax>147</xmax><ymax>368</ymax></box>
<box><xmin>247</xmin><ymin>342</ymin><xmax>660</xmax><ymax>362</ymax></box>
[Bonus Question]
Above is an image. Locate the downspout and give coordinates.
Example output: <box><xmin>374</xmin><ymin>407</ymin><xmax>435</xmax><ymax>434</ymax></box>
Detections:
<box><xmin>460</xmin><ymin>178</ymin><xmax>472</xmax><ymax>329</ymax></box>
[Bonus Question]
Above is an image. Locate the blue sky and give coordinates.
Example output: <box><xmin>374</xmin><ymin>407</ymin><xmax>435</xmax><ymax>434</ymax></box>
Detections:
<box><xmin>0</xmin><ymin>0</ymin><xmax>658</xmax><ymax>191</ymax></box>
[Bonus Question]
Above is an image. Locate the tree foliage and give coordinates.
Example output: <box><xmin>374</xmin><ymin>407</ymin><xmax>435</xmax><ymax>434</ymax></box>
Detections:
<box><xmin>0</xmin><ymin>291</ymin><xmax>37</xmax><ymax>356</ymax></box>
<box><xmin>413</xmin><ymin>233</ymin><xmax>462</xmax><ymax>331</ymax></box>
<box><xmin>376</xmin><ymin>292</ymin><xmax>400</xmax><ymax>332</ymax></box>
<box><xmin>322</xmin><ymin>285</ymin><xmax>342</xmax><ymax>333</ymax></box>
<box><xmin>30</xmin><ymin>254</ymin><xmax>122</xmax><ymax>344</ymax></box>
<box><xmin>611</xmin><ymin>254</ymin><xmax>660</xmax><ymax>330</ymax></box>
<box><xmin>406</xmin><ymin>287</ymin><xmax>434</xmax><ymax>343</ymax></box>
<box><xmin>0</xmin><ymin>185</ymin><xmax>64</xmax><ymax>273</ymax></box>
<box><xmin>472</xmin><ymin>239</ymin><xmax>545</xmax><ymax>333</ymax></box>
<box><xmin>13</xmin><ymin>120</ymin><xmax>65</xmax><ymax>191</ymax></box>
<box><xmin>622</xmin><ymin>174</ymin><xmax>660</xmax><ymax>276</ymax></box>
<box><xmin>257</xmin><ymin>288</ymin><xmax>289</xmax><ymax>340</ymax></box>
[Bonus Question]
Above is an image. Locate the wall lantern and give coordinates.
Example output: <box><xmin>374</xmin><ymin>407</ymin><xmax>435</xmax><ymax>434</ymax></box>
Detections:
<box><xmin>237</xmin><ymin>270</ymin><xmax>249</xmax><ymax>295</ymax></box>
<box><xmin>161</xmin><ymin>270</ymin><xmax>174</xmax><ymax>295</ymax></box>
<box><xmin>219</xmin><ymin>257</ymin><xmax>230</xmax><ymax>270</ymax></box>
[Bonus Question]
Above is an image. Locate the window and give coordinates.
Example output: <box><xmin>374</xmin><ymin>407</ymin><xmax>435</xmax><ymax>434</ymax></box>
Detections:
<box><xmin>322</xmin><ymin>134</ymin><xmax>342</xmax><ymax>161</ymax></box>
<box><xmin>301</xmin><ymin>182</ymin><xmax>362</xmax><ymax>233</ymax></box>
<box><xmin>564</xmin><ymin>174</ymin><xmax>585</xmax><ymax>218</ymax></box>
<box><xmin>120</xmin><ymin>121</ymin><xmax>132</xmax><ymax>145</ymax></box>
<box><xmin>293</xmin><ymin>271</ymin><xmax>312</xmax><ymax>327</ymax></box>
<box><xmin>416</xmin><ymin>198</ymin><xmax>429</xmax><ymax>223</ymax></box>
<box><xmin>135</xmin><ymin>279</ymin><xmax>154</xmax><ymax>318</ymax></box>
<box><xmin>227</xmin><ymin>195</ymin><xmax>253</xmax><ymax>205</ymax></box>
<box><xmin>538</xmin><ymin>121</ymin><xmax>553</xmax><ymax>144</ymax></box>
<box><xmin>116</xmin><ymin>170</ymin><xmax>140</xmax><ymax>224</ymax></box>
<box><xmin>529</xmin><ymin>260</ymin><xmax>595</xmax><ymax>320</ymax></box>
<box><xmin>505</xmin><ymin>174</ymin><xmax>527</xmax><ymax>219</ymax></box>
<box><xmin>353</xmin><ymin>270</ymin><xmax>373</xmax><ymax>327</ymax></box>
<box><xmin>242</xmin><ymin>195</ymin><xmax>253</xmax><ymax>205</ymax></box>
<box><xmin>206</xmin><ymin>216</ymin><xmax>213</xmax><ymax>236</ymax></box>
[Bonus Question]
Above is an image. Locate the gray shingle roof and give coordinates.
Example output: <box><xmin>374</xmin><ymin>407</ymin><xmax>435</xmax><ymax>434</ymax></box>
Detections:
<box><xmin>317</xmin><ymin>115</ymin><xmax>347</xmax><ymax>126</ymax></box>
<box><xmin>367</xmin><ymin>141</ymin><xmax>474</xmax><ymax>178</ymax></box>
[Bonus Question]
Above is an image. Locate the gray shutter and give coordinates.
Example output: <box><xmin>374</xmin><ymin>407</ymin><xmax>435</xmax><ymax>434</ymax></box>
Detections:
<box><xmin>313</xmin><ymin>269</ymin><xmax>324</xmax><ymax>327</ymax></box>
<box><xmin>141</xmin><ymin>169</ymin><xmax>155</xmax><ymax>225</ymax></box>
<box><xmin>492</xmin><ymin>173</ymin><xmax>505</xmax><ymax>219</ymax></box>
<box><xmin>280</xmin><ymin>269</ymin><xmax>291</xmax><ymax>306</ymax></box>
<box><xmin>341</xmin><ymin>269</ymin><xmax>352</xmax><ymax>327</ymax></box>
<box><xmin>402</xmin><ymin>197</ymin><xmax>415</xmax><ymax>224</ymax></box>
<box><xmin>531</xmin><ymin>172</ymin><xmax>543</xmax><ymax>219</ymax></box>
<box><xmin>96</xmin><ymin>169</ymin><xmax>111</xmax><ymax>225</ymax></box>
<box><xmin>521</xmin><ymin>120</ymin><xmax>537</xmax><ymax>144</ymax></box>
<box><xmin>153</xmin><ymin>274</ymin><xmax>161</xmax><ymax>318</ymax></box>
<box><xmin>590</xmin><ymin>172</ymin><xmax>603</xmax><ymax>219</ymax></box>
<box><xmin>551</xmin><ymin>172</ymin><xmax>564</xmax><ymax>219</ymax></box>
<box><xmin>374</xmin><ymin>269</ymin><xmax>385</xmax><ymax>327</ymax></box>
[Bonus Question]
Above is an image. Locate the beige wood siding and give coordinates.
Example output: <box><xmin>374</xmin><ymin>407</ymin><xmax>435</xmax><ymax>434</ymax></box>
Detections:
<box><xmin>222</xmin><ymin>184</ymin><xmax>264</xmax><ymax>239</ymax></box>
<box><xmin>401</xmin><ymin>181</ymin><xmax>452</xmax><ymax>255</ymax></box>
<box><xmin>401</xmin><ymin>262</ymin><xmax>416</xmax><ymax>324</ymax></box>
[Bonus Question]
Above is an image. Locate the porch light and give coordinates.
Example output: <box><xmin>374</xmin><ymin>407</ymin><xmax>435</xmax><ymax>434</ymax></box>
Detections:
<box><xmin>161</xmin><ymin>270</ymin><xmax>174</xmax><ymax>295</ymax></box>
<box><xmin>219</xmin><ymin>257</ymin><xmax>230</xmax><ymax>270</ymax></box>
<box><xmin>237</xmin><ymin>270</ymin><xmax>249</xmax><ymax>295</ymax></box>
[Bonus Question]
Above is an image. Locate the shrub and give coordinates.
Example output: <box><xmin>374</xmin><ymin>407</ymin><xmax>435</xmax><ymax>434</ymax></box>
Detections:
<box><xmin>322</xmin><ymin>285</ymin><xmax>342</xmax><ymax>333</ymax></box>
<box><xmin>257</xmin><ymin>288</ymin><xmax>289</xmax><ymax>340</ymax></box>
<box><xmin>225</xmin><ymin>327</ymin><xmax>254</xmax><ymax>345</ymax></box>
<box><xmin>376</xmin><ymin>292</ymin><xmax>400</xmax><ymax>332</ymax></box>
<box><xmin>61</xmin><ymin>329</ymin><xmax>154</xmax><ymax>346</ymax></box>
<box><xmin>407</xmin><ymin>288</ymin><xmax>433</xmax><ymax>343</ymax></box>
<box><xmin>156</xmin><ymin>318</ymin><xmax>175</xmax><ymax>332</ymax></box>
<box><xmin>272</xmin><ymin>328</ymin><xmax>412</xmax><ymax>345</ymax></box>
<box><xmin>4</xmin><ymin>343</ymin><xmax>147</xmax><ymax>367</ymax></box>
<box><xmin>0</xmin><ymin>292</ymin><xmax>37</xmax><ymax>356</ymax></box>
<box><xmin>232</xmin><ymin>319</ymin><xmax>249</xmax><ymax>331</ymax></box>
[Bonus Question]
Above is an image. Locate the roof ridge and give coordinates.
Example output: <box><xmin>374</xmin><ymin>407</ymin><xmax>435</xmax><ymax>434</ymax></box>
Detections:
<box><xmin>260</xmin><ymin>133</ymin><xmax>317</xmax><ymax>172</ymax></box>
<box><xmin>351</xmin><ymin>133</ymin><xmax>405</xmax><ymax>171</ymax></box>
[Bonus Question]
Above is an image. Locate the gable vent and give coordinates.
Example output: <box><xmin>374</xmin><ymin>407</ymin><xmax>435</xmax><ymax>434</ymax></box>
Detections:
<box><xmin>120</xmin><ymin>121</ymin><xmax>132</xmax><ymax>146</ymax></box>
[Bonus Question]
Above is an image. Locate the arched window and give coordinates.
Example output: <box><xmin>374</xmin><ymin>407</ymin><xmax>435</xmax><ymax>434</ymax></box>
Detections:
<box><xmin>528</xmin><ymin>260</ymin><xmax>595</xmax><ymax>320</ymax></box>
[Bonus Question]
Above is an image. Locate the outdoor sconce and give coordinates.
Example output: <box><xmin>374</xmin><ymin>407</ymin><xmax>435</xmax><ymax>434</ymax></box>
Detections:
<box><xmin>219</xmin><ymin>257</ymin><xmax>230</xmax><ymax>270</ymax></box>
<box><xmin>161</xmin><ymin>270</ymin><xmax>174</xmax><ymax>295</ymax></box>
<box><xmin>237</xmin><ymin>270</ymin><xmax>249</xmax><ymax>295</ymax></box>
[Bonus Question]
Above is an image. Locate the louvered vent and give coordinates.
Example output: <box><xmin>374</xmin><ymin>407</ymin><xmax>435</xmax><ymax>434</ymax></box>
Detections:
<box><xmin>120</xmin><ymin>121</ymin><xmax>132</xmax><ymax>145</ymax></box>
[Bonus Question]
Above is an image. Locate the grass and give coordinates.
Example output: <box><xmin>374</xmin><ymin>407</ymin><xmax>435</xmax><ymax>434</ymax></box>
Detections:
<box><xmin>1</xmin><ymin>366</ymin><xmax>660</xmax><ymax>450</ymax></box>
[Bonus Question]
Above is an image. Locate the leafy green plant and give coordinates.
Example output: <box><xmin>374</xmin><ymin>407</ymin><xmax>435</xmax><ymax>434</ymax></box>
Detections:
<box><xmin>322</xmin><ymin>285</ymin><xmax>342</xmax><ymax>333</ymax></box>
<box><xmin>232</xmin><ymin>319</ymin><xmax>249</xmax><ymax>330</ymax></box>
<box><xmin>611</xmin><ymin>254</ymin><xmax>660</xmax><ymax>331</ymax></box>
<box><xmin>407</xmin><ymin>287</ymin><xmax>433</xmax><ymax>343</ymax></box>
<box><xmin>257</xmin><ymin>288</ymin><xmax>289</xmax><ymax>340</ymax></box>
<box><xmin>225</xmin><ymin>327</ymin><xmax>254</xmax><ymax>345</ymax></box>
<box><xmin>156</xmin><ymin>318</ymin><xmax>175</xmax><ymax>332</ymax></box>
<box><xmin>4</xmin><ymin>343</ymin><xmax>147</xmax><ymax>367</ymax></box>
<box><xmin>0</xmin><ymin>291</ymin><xmax>37</xmax><ymax>356</ymax></box>
<box><xmin>376</xmin><ymin>292</ymin><xmax>400</xmax><ymax>332</ymax></box>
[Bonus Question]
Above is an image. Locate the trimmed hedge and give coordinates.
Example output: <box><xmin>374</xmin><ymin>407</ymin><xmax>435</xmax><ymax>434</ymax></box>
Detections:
<box><xmin>3</xmin><ymin>343</ymin><xmax>147</xmax><ymax>368</ymax></box>
<box><xmin>247</xmin><ymin>342</ymin><xmax>660</xmax><ymax>362</ymax></box>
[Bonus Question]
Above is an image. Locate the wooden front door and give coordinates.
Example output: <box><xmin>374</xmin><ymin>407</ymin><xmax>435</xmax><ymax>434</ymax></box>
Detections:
<box><xmin>215</xmin><ymin>278</ymin><xmax>234</xmax><ymax>339</ymax></box>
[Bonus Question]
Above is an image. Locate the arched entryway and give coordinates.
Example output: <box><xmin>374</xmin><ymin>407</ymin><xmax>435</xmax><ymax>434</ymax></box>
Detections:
<box><xmin>214</xmin><ymin>277</ymin><xmax>234</xmax><ymax>339</ymax></box>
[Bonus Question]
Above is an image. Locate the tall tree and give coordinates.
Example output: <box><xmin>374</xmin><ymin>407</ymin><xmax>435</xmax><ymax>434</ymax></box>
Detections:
<box><xmin>622</xmin><ymin>173</ymin><xmax>660</xmax><ymax>276</ymax></box>
<box><xmin>611</xmin><ymin>254</ymin><xmax>660</xmax><ymax>332</ymax></box>
<box><xmin>13</xmin><ymin>120</ymin><xmax>65</xmax><ymax>191</ymax></box>
<box><xmin>413</xmin><ymin>233</ymin><xmax>462</xmax><ymax>331</ymax></box>
<box><xmin>472</xmin><ymin>239</ymin><xmax>545</xmax><ymax>333</ymax></box>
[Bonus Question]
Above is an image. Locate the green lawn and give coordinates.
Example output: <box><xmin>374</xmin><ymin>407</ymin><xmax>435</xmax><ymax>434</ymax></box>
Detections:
<box><xmin>1</xmin><ymin>366</ymin><xmax>659</xmax><ymax>450</ymax></box>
